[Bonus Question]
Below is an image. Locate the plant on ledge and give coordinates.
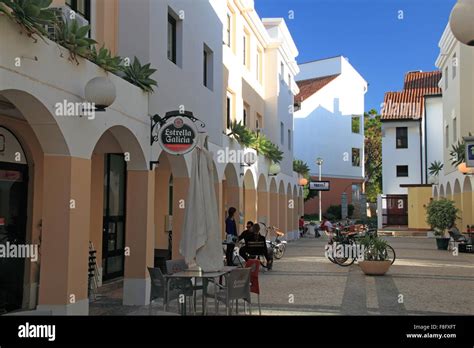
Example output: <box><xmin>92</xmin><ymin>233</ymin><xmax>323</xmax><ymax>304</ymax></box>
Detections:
<box><xmin>0</xmin><ymin>0</ymin><xmax>57</xmax><ymax>42</ymax></box>
<box><xmin>90</xmin><ymin>45</ymin><xmax>123</xmax><ymax>74</ymax></box>
<box><xmin>122</xmin><ymin>57</ymin><xmax>158</xmax><ymax>93</ymax></box>
<box><xmin>253</xmin><ymin>133</ymin><xmax>283</xmax><ymax>163</ymax></box>
<box><xmin>449</xmin><ymin>132</ymin><xmax>472</xmax><ymax>167</ymax></box>
<box><xmin>227</xmin><ymin>120</ymin><xmax>256</xmax><ymax>148</ymax></box>
<box><xmin>428</xmin><ymin>160</ymin><xmax>444</xmax><ymax>177</ymax></box>
<box><xmin>56</xmin><ymin>19</ymin><xmax>96</xmax><ymax>64</ymax></box>
<box><xmin>293</xmin><ymin>159</ymin><xmax>310</xmax><ymax>176</ymax></box>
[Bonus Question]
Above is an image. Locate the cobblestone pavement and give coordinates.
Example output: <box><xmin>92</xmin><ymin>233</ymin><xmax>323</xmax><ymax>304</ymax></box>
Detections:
<box><xmin>90</xmin><ymin>236</ymin><xmax>474</xmax><ymax>316</ymax></box>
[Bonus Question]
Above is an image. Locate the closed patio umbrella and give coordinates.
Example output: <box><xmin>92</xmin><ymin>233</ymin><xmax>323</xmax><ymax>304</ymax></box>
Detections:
<box><xmin>179</xmin><ymin>133</ymin><xmax>222</xmax><ymax>272</ymax></box>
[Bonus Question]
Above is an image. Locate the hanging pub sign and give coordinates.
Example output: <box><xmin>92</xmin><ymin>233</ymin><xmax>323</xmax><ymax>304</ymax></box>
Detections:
<box><xmin>159</xmin><ymin>116</ymin><xmax>198</xmax><ymax>155</ymax></box>
<box><xmin>149</xmin><ymin>110</ymin><xmax>206</xmax><ymax>169</ymax></box>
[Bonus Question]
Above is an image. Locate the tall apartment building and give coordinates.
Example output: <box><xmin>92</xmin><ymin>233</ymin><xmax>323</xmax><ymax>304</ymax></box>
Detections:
<box><xmin>0</xmin><ymin>0</ymin><xmax>303</xmax><ymax>314</ymax></box>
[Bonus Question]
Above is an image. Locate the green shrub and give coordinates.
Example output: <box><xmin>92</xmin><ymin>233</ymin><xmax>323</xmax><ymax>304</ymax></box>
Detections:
<box><xmin>426</xmin><ymin>198</ymin><xmax>459</xmax><ymax>237</ymax></box>
<box><xmin>326</xmin><ymin>204</ymin><xmax>355</xmax><ymax>220</ymax></box>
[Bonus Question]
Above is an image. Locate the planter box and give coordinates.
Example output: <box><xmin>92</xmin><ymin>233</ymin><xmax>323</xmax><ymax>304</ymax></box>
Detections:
<box><xmin>359</xmin><ymin>260</ymin><xmax>391</xmax><ymax>276</ymax></box>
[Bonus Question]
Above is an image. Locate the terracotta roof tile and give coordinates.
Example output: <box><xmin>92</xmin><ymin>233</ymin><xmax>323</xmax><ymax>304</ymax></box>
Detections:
<box><xmin>295</xmin><ymin>74</ymin><xmax>340</xmax><ymax>103</ymax></box>
<box><xmin>381</xmin><ymin>71</ymin><xmax>442</xmax><ymax>121</ymax></box>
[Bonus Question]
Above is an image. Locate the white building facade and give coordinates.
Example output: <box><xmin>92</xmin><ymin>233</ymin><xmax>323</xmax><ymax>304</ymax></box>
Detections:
<box><xmin>379</xmin><ymin>71</ymin><xmax>443</xmax><ymax>228</ymax></box>
<box><xmin>293</xmin><ymin>56</ymin><xmax>367</xmax><ymax>215</ymax></box>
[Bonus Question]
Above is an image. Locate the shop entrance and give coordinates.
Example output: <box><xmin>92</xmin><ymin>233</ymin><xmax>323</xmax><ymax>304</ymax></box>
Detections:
<box><xmin>102</xmin><ymin>154</ymin><xmax>126</xmax><ymax>280</ymax></box>
<box><xmin>0</xmin><ymin>127</ymin><xmax>28</xmax><ymax>313</ymax></box>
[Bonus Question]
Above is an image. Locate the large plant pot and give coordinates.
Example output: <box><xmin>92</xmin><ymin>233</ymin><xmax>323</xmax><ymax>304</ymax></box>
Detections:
<box><xmin>359</xmin><ymin>260</ymin><xmax>391</xmax><ymax>276</ymax></box>
<box><xmin>436</xmin><ymin>238</ymin><xmax>450</xmax><ymax>250</ymax></box>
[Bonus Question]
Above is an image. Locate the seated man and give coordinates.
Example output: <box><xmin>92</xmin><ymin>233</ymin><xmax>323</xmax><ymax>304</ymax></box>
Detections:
<box><xmin>239</xmin><ymin>223</ymin><xmax>273</xmax><ymax>270</ymax></box>
<box><xmin>449</xmin><ymin>223</ymin><xmax>471</xmax><ymax>243</ymax></box>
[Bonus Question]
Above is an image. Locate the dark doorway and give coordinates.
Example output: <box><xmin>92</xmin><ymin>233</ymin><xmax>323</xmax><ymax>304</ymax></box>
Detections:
<box><xmin>382</xmin><ymin>195</ymin><xmax>408</xmax><ymax>227</ymax></box>
<box><xmin>0</xmin><ymin>162</ymin><xmax>28</xmax><ymax>313</ymax></box>
<box><xmin>102</xmin><ymin>154</ymin><xmax>126</xmax><ymax>281</ymax></box>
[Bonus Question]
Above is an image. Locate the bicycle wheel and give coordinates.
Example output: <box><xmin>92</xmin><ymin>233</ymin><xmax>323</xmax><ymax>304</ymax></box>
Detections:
<box><xmin>384</xmin><ymin>245</ymin><xmax>396</xmax><ymax>264</ymax></box>
<box><xmin>333</xmin><ymin>240</ymin><xmax>356</xmax><ymax>267</ymax></box>
<box><xmin>274</xmin><ymin>245</ymin><xmax>285</xmax><ymax>259</ymax></box>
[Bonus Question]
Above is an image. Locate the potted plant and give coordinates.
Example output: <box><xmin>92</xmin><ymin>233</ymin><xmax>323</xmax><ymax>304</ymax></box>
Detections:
<box><xmin>358</xmin><ymin>234</ymin><xmax>392</xmax><ymax>275</ymax></box>
<box><xmin>425</xmin><ymin>198</ymin><xmax>459</xmax><ymax>250</ymax></box>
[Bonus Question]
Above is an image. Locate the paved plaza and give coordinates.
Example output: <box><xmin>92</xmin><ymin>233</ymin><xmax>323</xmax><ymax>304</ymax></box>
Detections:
<box><xmin>90</xmin><ymin>236</ymin><xmax>474</xmax><ymax>316</ymax></box>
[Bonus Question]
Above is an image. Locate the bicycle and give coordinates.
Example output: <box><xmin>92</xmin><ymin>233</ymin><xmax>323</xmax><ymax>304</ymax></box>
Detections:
<box><xmin>326</xmin><ymin>227</ymin><xmax>396</xmax><ymax>267</ymax></box>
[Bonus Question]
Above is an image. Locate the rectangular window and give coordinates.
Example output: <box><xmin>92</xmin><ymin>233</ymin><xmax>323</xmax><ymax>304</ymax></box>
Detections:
<box><xmin>396</xmin><ymin>165</ymin><xmax>409</xmax><ymax>177</ymax></box>
<box><xmin>224</xmin><ymin>13</ymin><xmax>231</xmax><ymax>47</ymax></box>
<box><xmin>226</xmin><ymin>93</ymin><xmax>234</xmax><ymax>130</ymax></box>
<box><xmin>288</xmin><ymin>130</ymin><xmax>292</xmax><ymax>150</ymax></box>
<box><xmin>256</xmin><ymin>48</ymin><xmax>262</xmax><ymax>83</ymax></box>
<box><xmin>243</xmin><ymin>31</ymin><xmax>250</xmax><ymax>68</ymax></box>
<box><xmin>445</xmin><ymin>67</ymin><xmax>449</xmax><ymax>90</ymax></box>
<box><xmin>167</xmin><ymin>14</ymin><xmax>177</xmax><ymax>63</ymax></box>
<box><xmin>352</xmin><ymin>148</ymin><xmax>361</xmax><ymax>167</ymax></box>
<box><xmin>452</xmin><ymin>54</ymin><xmax>457</xmax><ymax>79</ymax></box>
<box><xmin>445</xmin><ymin>125</ymin><xmax>449</xmax><ymax>148</ymax></box>
<box><xmin>280</xmin><ymin>62</ymin><xmax>284</xmax><ymax>81</ymax></box>
<box><xmin>66</xmin><ymin>0</ymin><xmax>91</xmax><ymax>21</ymax></box>
<box><xmin>396</xmin><ymin>127</ymin><xmax>408</xmax><ymax>149</ymax></box>
<box><xmin>453</xmin><ymin>117</ymin><xmax>457</xmax><ymax>143</ymax></box>
<box><xmin>243</xmin><ymin>103</ymin><xmax>250</xmax><ymax>127</ymax></box>
<box><xmin>256</xmin><ymin>113</ymin><xmax>263</xmax><ymax>130</ymax></box>
<box><xmin>280</xmin><ymin>122</ymin><xmax>284</xmax><ymax>145</ymax></box>
<box><xmin>351</xmin><ymin>116</ymin><xmax>360</xmax><ymax>134</ymax></box>
<box><xmin>203</xmin><ymin>44</ymin><xmax>213</xmax><ymax>89</ymax></box>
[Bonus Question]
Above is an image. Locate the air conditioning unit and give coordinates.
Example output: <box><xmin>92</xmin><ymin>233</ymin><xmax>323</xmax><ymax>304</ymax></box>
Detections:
<box><xmin>46</xmin><ymin>6</ymin><xmax>90</xmax><ymax>41</ymax></box>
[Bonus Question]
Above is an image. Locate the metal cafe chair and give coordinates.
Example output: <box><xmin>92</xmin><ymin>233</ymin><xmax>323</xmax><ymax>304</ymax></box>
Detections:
<box><xmin>245</xmin><ymin>259</ymin><xmax>262</xmax><ymax>315</ymax></box>
<box><xmin>165</xmin><ymin>259</ymin><xmax>202</xmax><ymax>314</ymax></box>
<box><xmin>207</xmin><ymin>268</ymin><xmax>251</xmax><ymax>316</ymax></box>
<box><xmin>147</xmin><ymin>267</ymin><xmax>180</xmax><ymax>314</ymax></box>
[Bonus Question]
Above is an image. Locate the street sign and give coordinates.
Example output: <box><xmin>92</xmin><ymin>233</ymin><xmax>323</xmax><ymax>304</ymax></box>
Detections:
<box><xmin>309</xmin><ymin>181</ymin><xmax>330</xmax><ymax>191</ymax></box>
<box><xmin>466</xmin><ymin>136</ymin><xmax>474</xmax><ymax>168</ymax></box>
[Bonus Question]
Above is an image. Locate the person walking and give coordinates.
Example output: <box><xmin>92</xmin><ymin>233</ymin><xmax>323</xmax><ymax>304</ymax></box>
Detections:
<box><xmin>225</xmin><ymin>207</ymin><xmax>238</xmax><ymax>266</ymax></box>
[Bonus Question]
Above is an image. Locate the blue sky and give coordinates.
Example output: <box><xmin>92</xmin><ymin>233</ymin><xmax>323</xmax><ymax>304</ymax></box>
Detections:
<box><xmin>255</xmin><ymin>0</ymin><xmax>457</xmax><ymax>112</ymax></box>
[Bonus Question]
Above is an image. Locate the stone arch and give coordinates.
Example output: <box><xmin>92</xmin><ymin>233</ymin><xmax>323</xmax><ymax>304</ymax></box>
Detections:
<box><xmin>462</xmin><ymin>177</ymin><xmax>473</xmax><ymax>228</ymax></box>
<box><xmin>286</xmin><ymin>183</ymin><xmax>293</xmax><ymax>233</ymax></box>
<box><xmin>446</xmin><ymin>182</ymin><xmax>452</xmax><ymax>198</ymax></box>
<box><xmin>439</xmin><ymin>184</ymin><xmax>445</xmax><ymax>198</ymax></box>
<box><xmin>269</xmin><ymin>178</ymin><xmax>278</xmax><ymax>227</ymax></box>
<box><xmin>433</xmin><ymin>185</ymin><xmax>438</xmax><ymax>199</ymax></box>
<box><xmin>243</xmin><ymin>170</ymin><xmax>257</xmax><ymax>224</ymax></box>
<box><xmin>257</xmin><ymin>174</ymin><xmax>269</xmax><ymax>224</ymax></box>
<box><xmin>0</xmin><ymin>89</ymin><xmax>69</xmax><ymax>156</ymax></box>
<box><xmin>278</xmin><ymin>181</ymin><xmax>287</xmax><ymax>231</ymax></box>
<box><xmin>453</xmin><ymin>179</ymin><xmax>462</xmax><ymax>226</ymax></box>
<box><xmin>222</xmin><ymin>163</ymin><xmax>241</xmax><ymax>231</ymax></box>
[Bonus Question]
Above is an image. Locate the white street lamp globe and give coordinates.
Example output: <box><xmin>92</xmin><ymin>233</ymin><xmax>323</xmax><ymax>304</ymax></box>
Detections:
<box><xmin>316</xmin><ymin>157</ymin><xmax>323</xmax><ymax>166</ymax></box>
<box><xmin>243</xmin><ymin>151</ymin><xmax>257</xmax><ymax>166</ymax></box>
<box><xmin>449</xmin><ymin>0</ymin><xmax>474</xmax><ymax>46</ymax></box>
<box><xmin>85</xmin><ymin>77</ymin><xmax>116</xmax><ymax>111</ymax></box>
<box><xmin>269</xmin><ymin>162</ymin><xmax>281</xmax><ymax>176</ymax></box>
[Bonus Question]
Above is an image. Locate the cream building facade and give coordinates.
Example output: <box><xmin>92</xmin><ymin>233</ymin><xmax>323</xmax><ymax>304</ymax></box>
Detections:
<box><xmin>0</xmin><ymin>0</ymin><xmax>303</xmax><ymax>315</ymax></box>
<box><xmin>434</xmin><ymin>24</ymin><xmax>474</xmax><ymax>230</ymax></box>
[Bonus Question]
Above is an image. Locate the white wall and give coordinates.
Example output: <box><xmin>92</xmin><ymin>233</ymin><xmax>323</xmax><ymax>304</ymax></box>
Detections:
<box><xmin>424</xmin><ymin>96</ymin><xmax>443</xmax><ymax>182</ymax></box>
<box><xmin>382</xmin><ymin>121</ymin><xmax>422</xmax><ymax>194</ymax></box>
<box><xmin>119</xmin><ymin>0</ymin><xmax>224</xmax><ymax>148</ymax></box>
<box><xmin>294</xmin><ymin>57</ymin><xmax>366</xmax><ymax>178</ymax></box>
